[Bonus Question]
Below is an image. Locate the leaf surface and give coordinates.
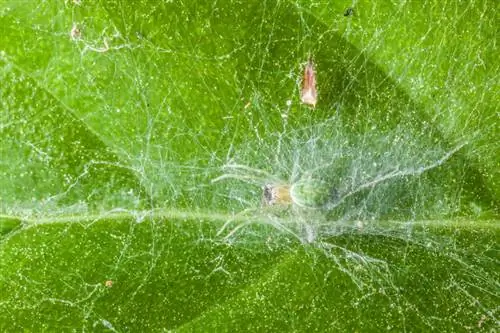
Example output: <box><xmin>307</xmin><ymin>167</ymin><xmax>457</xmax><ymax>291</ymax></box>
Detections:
<box><xmin>0</xmin><ymin>0</ymin><xmax>498</xmax><ymax>331</ymax></box>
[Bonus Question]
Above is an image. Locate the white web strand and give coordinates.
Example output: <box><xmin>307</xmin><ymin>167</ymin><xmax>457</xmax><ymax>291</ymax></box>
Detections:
<box><xmin>329</xmin><ymin>141</ymin><xmax>467</xmax><ymax>210</ymax></box>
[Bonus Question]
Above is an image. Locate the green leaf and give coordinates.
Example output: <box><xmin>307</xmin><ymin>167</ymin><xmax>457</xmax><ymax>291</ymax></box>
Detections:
<box><xmin>0</xmin><ymin>0</ymin><xmax>498</xmax><ymax>331</ymax></box>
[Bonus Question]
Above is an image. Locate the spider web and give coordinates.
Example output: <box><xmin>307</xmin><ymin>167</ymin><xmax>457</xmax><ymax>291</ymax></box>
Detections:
<box><xmin>0</xmin><ymin>0</ymin><xmax>498</xmax><ymax>331</ymax></box>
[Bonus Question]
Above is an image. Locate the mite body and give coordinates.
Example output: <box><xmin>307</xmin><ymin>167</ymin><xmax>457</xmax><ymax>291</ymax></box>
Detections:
<box><xmin>344</xmin><ymin>8</ymin><xmax>354</xmax><ymax>16</ymax></box>
<box><xmin>262</xmin><ymin>181</ymin><xmax>339</xmax><ymax>209</ymax></box>
<box><xmin>300</xmin><ymin>59</ymin><xmax>317</xmax><ymax>107</ymax></box>
<box><xmin>262</xmin><ymin>184</ymin><xmax>292</xmax><ymax>206</ymax></box>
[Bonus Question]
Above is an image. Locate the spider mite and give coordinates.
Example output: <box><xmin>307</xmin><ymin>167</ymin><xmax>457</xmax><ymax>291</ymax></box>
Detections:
<box><xmin>262</xmin><ymin>184</ymin><xmax>292</xmax><ymax>206</ymax></box>
<box><xmin>344</xmin><ymin>8</ymin><xmax>354</xmax><ymax>17</ymax></box>
<box><xmin>70</xmin><ymin>24</ymin><xmax>81</xmax><ymax>40</ymax></box>
<box><xmin>300</xmin><ymin>58</ymin><xmax>317</xmax><ymax>107</ymax></box>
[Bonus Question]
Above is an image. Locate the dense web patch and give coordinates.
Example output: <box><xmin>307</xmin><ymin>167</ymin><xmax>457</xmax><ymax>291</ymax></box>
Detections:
<box><xmin>212</xmin><ymin>119</ymin><xmax>467</xmax><ymax>240</ymax></box>
<box><xmin>0</xmin><ymin>0</ymin><xmax>498</xmax><ymax>331</ymax></box>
